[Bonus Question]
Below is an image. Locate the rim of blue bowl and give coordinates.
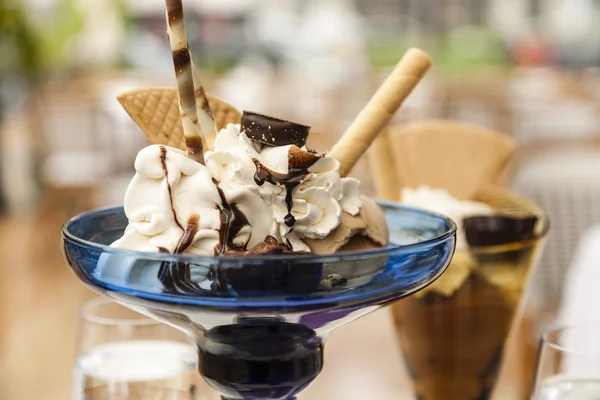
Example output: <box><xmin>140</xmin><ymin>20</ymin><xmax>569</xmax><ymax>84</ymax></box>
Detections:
<box><xmin>62</xmin><ymin>200</ymin><xmax>457</xmax><ymax>309</ymax></box>
<box><xmin>62</xmin><ymin>200</ymin><xmax>457</xmax><ymax>264</ymax></box>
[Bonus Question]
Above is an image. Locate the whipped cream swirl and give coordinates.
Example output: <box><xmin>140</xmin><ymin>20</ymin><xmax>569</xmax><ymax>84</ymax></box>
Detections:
<box><xmin>206</xmin><ymin>124</ymin><xmax>361</xmax><ymax>252</ymax></box>
<box><xmin>112</xmin><ymin>124</ymin><xmax>362</xmax><ymax>254</ymax></box>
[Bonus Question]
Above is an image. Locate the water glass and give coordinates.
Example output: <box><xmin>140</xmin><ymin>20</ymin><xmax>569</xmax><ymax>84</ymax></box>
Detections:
<box><xmin>532</xmin><ymin>324</ymin><xmax>600</xmax><ymax>399</ymax></box>
<box><xmin>73</xmin><ymin>297</ymin><xmax>217</xmax><ymax>399</ymax></box>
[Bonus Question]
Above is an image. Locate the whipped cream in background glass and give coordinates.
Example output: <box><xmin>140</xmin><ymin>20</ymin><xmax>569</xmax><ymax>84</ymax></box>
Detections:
<box><xmin>111</xmin><ymin>123</ymin><xmax>363</xmax><ymax>255</ymax></box>
<box><xmin>400</xmin><ymin>186</ymin><xmax>493</xmax><ymax>250</ymax></box>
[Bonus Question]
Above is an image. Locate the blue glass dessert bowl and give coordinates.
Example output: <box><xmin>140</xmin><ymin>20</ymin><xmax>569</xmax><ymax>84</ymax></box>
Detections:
<box><xmin>62</xmin><ymin>201</ymin><xmax>456</xmax><ymax>400</ymax></box>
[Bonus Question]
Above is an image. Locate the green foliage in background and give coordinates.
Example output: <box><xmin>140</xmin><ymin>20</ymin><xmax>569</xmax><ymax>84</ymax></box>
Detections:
<box><xmin>367</xmin><ymin>37</ymin><xmax>413</xmax><ymax>68</ymax></box>
<box><xmin>367</xmin><ymin>26</ymin><xmax>508</xmax><ymax>72</ymax></box>
<box><xmin>0</xmin><ymin>0</ymin><xmax>84</xmax><ymax>80</ymax></box>
<box><xmin>35</xmin><ymin>0</ymin><xmax>85</xmax><ymax>71</ymax></box>
<box><xmin>436</xmin><ymin>26</ymin><xmax>508</xmax><ymax>72</ymax></box>
<box><xmin>0</xmin><ymin>0</ymin><xmax>40</xmax><ymax>80</ymax></box>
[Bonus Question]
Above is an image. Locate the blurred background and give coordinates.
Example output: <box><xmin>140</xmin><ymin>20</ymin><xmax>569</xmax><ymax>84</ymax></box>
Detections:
<box><xmin>2</xmin><ymin>0</ymin><xmax>600</xmax><ymax>399</ymax></box>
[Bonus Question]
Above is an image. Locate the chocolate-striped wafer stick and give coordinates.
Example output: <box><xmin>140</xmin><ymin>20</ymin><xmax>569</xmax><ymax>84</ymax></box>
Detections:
<box><xmin>165</xmin><ymin>0</ymin><xmax>206</xmax><ymax>163</ymax></box>
<box><xmin>190</xmin><ymin>59</ymin><xmax>218</xmax><ymax>150</ymax></box>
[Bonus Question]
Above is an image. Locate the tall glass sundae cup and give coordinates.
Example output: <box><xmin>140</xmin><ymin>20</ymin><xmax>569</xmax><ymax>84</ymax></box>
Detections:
<box><xmin>369</xmin><ymin>121</ymin><xmax>550</xmax><ymax>399</ymax></box>
<box><xmin>63</xmin><ymin>201</ymin><xmax>456</xmax><ymax>400</ymax></box>
<box><xmin>61</xmin><ymin>4</ymin><xmax>443</xmax><ymax>396</ymax></box>
<box><xmin>392</xmin><ymin>187</ymin><xmax>548</xmax><ymax>400</ymax></box>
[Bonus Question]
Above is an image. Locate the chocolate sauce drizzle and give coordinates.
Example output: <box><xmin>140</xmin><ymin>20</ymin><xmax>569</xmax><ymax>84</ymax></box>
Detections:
<box><xmin>157</xmin><ymin>214</ymin><xmax>204</xmax><ymax>294</ymax></box>
<box><xmin>174</xmin><ymin>214</ymin><xmax>200</xmax><ymax>254</ymax></box>
<box><xmin>160</xmin><ymin>146</ymin><xmax>183</xmax><ymax>231</ymax></box>
<box><xmin>155</xmin><ymin>142</ymin><xmax>323</xmax><ymax>295</ymax></box>
<box><xmin>213</xmin><ymin>178</ymin><xmax>252</xmax><ymax>255</ymax></box>
<box><xmin>157</xmin><ymin>146</ymin><xmax>202</xmax><ymax>294</ymax></box>
<box><xmin>252</xmin><ymin>148</ymin><xmax>322</xmax><ymax>228</ymax></box>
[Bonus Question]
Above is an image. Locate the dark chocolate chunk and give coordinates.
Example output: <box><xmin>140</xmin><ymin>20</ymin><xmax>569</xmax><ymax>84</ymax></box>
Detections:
<box><xmin>241</xmin><ymin>111</ymin><xmax>310</xmax><ymax>147</ymax></box>
<box><xmin>463</xmin><ymin>215</ymin><xmax>539</xmax><ymax>247</ymax></box>
<box><xmin>252</xmin><ymin>148</ymin><xmax>322</xmax><ymax>229</ymax></box>
<box><xmin>288</xmin><ymin>145</ymin><xmax>322</xmax><ymax>170</ymax></box>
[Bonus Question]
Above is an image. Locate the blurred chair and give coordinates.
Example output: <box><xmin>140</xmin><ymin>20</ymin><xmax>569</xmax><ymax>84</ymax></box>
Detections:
<box><xmin>512</xmin><ymin>149</ymin><xmax>600</xmax><ymax>317</ymax></box>
<box><xmin>438</xmin><ymin>71</ymin><xmax>513</xmax><ymax>135</ymax></box>
<box><xmin>32</xmin><ymin>76</ymin><xmax>148</xmax><ymax>216</ymax></box>
<box><xmin>556</xmin><ymin>225</ymin><xmax>600</xmax><ymax>325</ymax></box>
<box><xmin>508</xmin><ymin>69</ymin><xmax>600</xmax><ymax>317</ymax></box>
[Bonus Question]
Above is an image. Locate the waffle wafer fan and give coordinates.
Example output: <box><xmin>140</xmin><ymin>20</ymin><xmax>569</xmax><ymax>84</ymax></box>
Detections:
<box><xmin>368</xmin><ymin>120</ymin><xmax>549</xmax><ymax>400</ymax></box>
<box><xmin>387</xmin><ymin>120</ymin><xmax>515</xmax><ymax>200</ymax></box>
<box><xmin>117</xmin><ymin>89</ymin><xmax>241</xmax><ymax>151</ymax></box>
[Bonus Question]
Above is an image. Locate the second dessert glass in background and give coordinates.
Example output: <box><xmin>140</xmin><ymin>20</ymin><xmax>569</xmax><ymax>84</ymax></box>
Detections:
<box><xmin>391</xmin><ymin>187</ymin><xmax>548</xmax><ymax>400</ymax></box>
<box><xmin>368</xmin><ymin>120</ymin><xmax>550</xmax><ymax>399</ymax></box>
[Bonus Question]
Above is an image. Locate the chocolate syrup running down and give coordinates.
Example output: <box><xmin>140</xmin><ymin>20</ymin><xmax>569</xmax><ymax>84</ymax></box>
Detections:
<box><xmin>212</xmin><ymin>178</ymin><xmax>251</xmax><ymax>255</ymax></box>
<box><xmin>159</xmin><ymin>146</ymin><xmax>183</xmax><ymax>231</ymax></box>
<box><xmin>157</xmin><ymin>147</ymin><xmax>203</xmax><ymax>294</ymax></box>
<box><xmin>155</xmin><ymin>142</ymin><xmax>323</xmax><ymax>295</ymax></box>
<box><xmin>174</xmin><ymin>214</ymin><xmax>200</xmax><ymax>254</ymax></box>
<box><xmin>157</xmin><ymin>215</ymin><xmax>203</xmax><ymax>294</ymax></box>
<box><xmin>252</xmin><ymin>147</ymin><xmax>322</xmax><ymax>228</ymax></box>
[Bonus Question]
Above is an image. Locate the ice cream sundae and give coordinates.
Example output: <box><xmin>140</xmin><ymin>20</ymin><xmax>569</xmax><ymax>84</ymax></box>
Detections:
<box><xmin>61</xmin><ymin>2</ymin><xmax>462</xmax><ymax>400</ymax></box>
<box><xmin>106</xmin><ymin>0</ymin><xmax>433</xmax><ymax>295</ymax></box>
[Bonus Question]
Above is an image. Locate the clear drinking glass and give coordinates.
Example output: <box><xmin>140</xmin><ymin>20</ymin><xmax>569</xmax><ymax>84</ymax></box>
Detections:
<box><xmin>532</xmin><ymin>324</ymin><xmax>600</xmax><ymax>399</ymax></box>
<box><xmin>73</xmin><ymin>297</ymin><xmax>217</xmax><ymax>400</ymax></box>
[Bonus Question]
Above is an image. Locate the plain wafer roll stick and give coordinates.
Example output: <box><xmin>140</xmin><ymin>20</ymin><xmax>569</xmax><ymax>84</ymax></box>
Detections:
<box><xmin>165</xmin><ymin>0</ymin><xmax>206</xmax><ymax>163</ymax></box>
<box><xmin>367</xmin><ymin>128</ymin><xmax>401</xmax><ymax>201</ymax></box>
<box><xmin>330</xmin><ymin>48</ymin><xmax>432</xmax><ymax>177</ymax></box>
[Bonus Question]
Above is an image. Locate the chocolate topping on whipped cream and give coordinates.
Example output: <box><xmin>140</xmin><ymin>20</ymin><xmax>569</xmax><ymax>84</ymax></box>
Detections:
<box><xmin>160</xmin><ymin>146</ymin><xmax>184</xmax><ymax>231</ymax></box>
<box><xmin>242</xmin><ymin>111</ymin><xmax>310</xmax><ymax>148</ymax></box>
<box><xmin>213</xmin><ymin>178</ymin><xmax>252</xmax><ymax>255</ymax></box>
<box><xmin>253</xmin><ymin>147</ymin><xmax>323</xmax><ymax>228</ymax></box>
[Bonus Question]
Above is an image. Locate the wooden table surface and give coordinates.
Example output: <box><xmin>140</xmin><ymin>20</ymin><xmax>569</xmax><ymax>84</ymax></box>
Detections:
<box><xmin>0</xmin><ymin>191</ymin><xmax>536</xmax><ymax>400</ymax></box>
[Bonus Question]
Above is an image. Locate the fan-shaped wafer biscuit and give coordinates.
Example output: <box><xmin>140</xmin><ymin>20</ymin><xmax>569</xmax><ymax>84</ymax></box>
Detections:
<box><xmin>117</xmin><ymin>88</ymin><xmax>241</xmax><ymax>151</ymax></box>
<box><xmin>388</xmin><ymin>120</ymin><xmax>516</xmax><ymax>200</ymax></box>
